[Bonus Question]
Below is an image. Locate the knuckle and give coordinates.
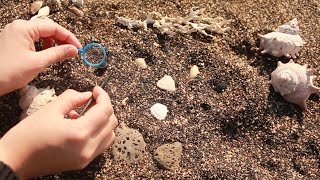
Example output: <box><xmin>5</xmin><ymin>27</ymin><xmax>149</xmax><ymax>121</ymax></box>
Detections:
<box><xmin>77</xmin><ymin>153</ymin><xmax>91</xmax><ymax>169</ymax></box>
<box><xmin>105</xmin><ymin>106</ymin><xmax>114</xmax><ymax>116</ymax></box>
<box><xmin>53</xmin><ymin>48</ymin><xmax>66</xmax><ymax>61</ymax></box>
<box><xmin>63</xmin><ymin>89</ymin><xmax>78</xmax><ymax>96</ymax></box>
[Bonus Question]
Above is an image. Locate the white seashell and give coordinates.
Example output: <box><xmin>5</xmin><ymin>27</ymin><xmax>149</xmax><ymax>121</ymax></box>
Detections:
<box><xmin>37</xmin><ymin>6</ymin><xmax>50</xmax><ymax>17</ymax></box>
<box><xmin>135</xmin><ymin>58</ymin><xmax>147</xmax><ymax>69</ymax></box>
<box><xmin>157</xmin><ymin>75</ymin><xmax>176</xmax><ymax>92</ymax></box>
<box><xmin>270</xmin><ymin>60</ymin><xmax>320</xmax><ymax>111</ymax></box>
<box><xmin>258</xmin><ymin>32</ymin><xmax>305</xmax><ymax>59</ymax></box>
<box><xmin>276</xmin><ymin>18</ymin><xmax>299</xmax><ymax>35</ymax></box>
<box><xmin>69</xmin><ymin>7</ymin><xmax>84</xmax><ymax>17</ymax></box>
<box><xmin>30</xmin><ymin>1</ymin><xmax>43</xmax><ymax>15</ymax></box>
<box><xmin>150</xmin><ymin>103</ymin><xmax>168</xmax><ymax>120</ymax></box>
<box><xmin>189</xmin><ymin>65</ymin><xmax>200</xmax><ymax>79</ymax></box>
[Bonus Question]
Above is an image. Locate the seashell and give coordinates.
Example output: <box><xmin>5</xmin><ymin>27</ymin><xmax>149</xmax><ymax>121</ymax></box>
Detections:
<box><xmin>37</xmin><ymin>6</ymin><xmax>50</xmax><ymax>17</ymax></box>
<box><xmin>150</xmin><ymin>103</ymin><xmax>168</xmax><ymax>120</ymax></box>
<box><xmin>69</xmin><ymin>7</ymin><xmax>84</xmax><ymax>17</ymax></box>
<box><xmin>257</xmin><ymin>32</ymin><xmax>305</xmax><ymax>59</ymax></box>
<box><xmin>30</xmin><ymin>1</ymin><xmax>43</xmax><ymax>15</ymax></box>
<box><xmin>70</xmin><ymin>0</ymin><xmax>84</xmax><ymax>8</ymax></box>
<box><xmin>135</xmin><ymin>58</ymin><xmax>147</xmax><ymax>69</ymax></box>
<box><xmin>276</xmin><ymin>18</ymin><xmax>299</xmax><ymax>35</ymax></box>
<box><xmin>270</xmin><ymin>60</ymin><xmax>320</xmax><ymax>111</ymax></box>
<box><xmin>189</xmin><ymin>65</ymin><xmax>200</xmax><ymax>79</ymax></box>
<box><xmin>258</xmin><ymin>18</ymin><xmax>306</xmax><ymax>59</ymax></box>
<box><xmin>157</xmin><ymin>75</ymin><xmax>176</xmax><ymax>92</ymax></box>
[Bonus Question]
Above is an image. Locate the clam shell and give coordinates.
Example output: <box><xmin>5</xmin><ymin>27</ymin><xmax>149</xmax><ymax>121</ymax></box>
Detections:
<box><xmin>135</xmin><ymin>58</ymin><xmax>147</xmax><ymax>69</ymax></box>
<box><xmin>150</xmin><ymin>103</ymin><xmax>168</xmax><ymax>120</ymax></box>
<box><xmin>30</xmin><ymin>1</ymin><xmax>43</xmax><ymax>15</ymax></box>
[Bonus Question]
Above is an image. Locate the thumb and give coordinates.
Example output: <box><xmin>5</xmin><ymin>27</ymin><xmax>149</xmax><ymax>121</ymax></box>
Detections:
<box><xmin>47</xmin><ymin>89</ymin><xmax>92</xmax><ymax>115</ymax></box>
<box><xmin>34</xmin><ymin>44</ymin><xmax>78</xmax><ymax>67</ymax></box>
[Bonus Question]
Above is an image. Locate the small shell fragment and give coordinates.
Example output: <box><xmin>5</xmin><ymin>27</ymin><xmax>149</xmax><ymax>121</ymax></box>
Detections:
<box><xmin>189</xmin><ymin>65</ymin><xmax>200</xmax><ymax>79</ymax></box>
<box><xmin>150</xmin><ymin>103</ymin><xmax>168</xmax><ymax>120</ymax></box>
<box><xmin>30</xmin><ymin>1</ymin><xmax>43</xmax><ymax>15</ymax></box>
<box><xmin>69</xmin><ymin>7</ymin><xmax>84</xmax><ymax>17</ymax></box>
<box><xmin>157</xmin><ymin>75</ymin><xmax>176</xmax><ymax>92</ymax></box>
<box><xmin>135</xmin><ymin>58</ymin><xmax>147</xmax><ymax>69</ymax></box>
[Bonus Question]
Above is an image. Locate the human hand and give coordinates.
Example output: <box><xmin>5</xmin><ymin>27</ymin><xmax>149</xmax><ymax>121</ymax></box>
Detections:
<box><xmin>0</xmin><ymin>19</ymin><xmax>82</xmax><ymax>96</ymax></box>
<box><xmin>0</xmin><ymin>86</ymin><xmax>118</xmax><ymax>178</ymax></box>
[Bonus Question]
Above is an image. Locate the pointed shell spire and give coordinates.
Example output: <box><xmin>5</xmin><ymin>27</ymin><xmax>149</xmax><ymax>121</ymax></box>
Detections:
<box><xmin>270</xmin><ymin>60</ymin><xmax>320</xmax><ymax>111</ymax></box>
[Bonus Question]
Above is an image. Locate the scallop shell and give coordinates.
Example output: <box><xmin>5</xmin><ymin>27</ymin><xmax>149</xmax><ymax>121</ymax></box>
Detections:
<box><xmin>150</xmin><ymin>103</ymin><xmax>168</xmax><ymax>120</ymax></box>
<box><xmin>270</xmin><ymin>60</ymin><xmax>320</xmax><ymax>111</ymax></box>
<box><xmin>30</xmin><ymin>1</ymin><xmax>43</xmax><ymax>15</ymax></box>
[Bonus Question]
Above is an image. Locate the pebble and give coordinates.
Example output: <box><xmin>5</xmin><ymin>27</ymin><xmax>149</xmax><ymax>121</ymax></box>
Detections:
<box><xmin>154</xmin><ymin>142</ymin><xmax>182</xmax><ymax>170</ymax></box>
<box><xmin>189</xmin><ymin>65</ymin><xmax>200</xmax><ymax>79</ymax></box>
<box><xmin>70</xmin><ymin>0</ymin><xmax>84</xmax><ymax>8</ymax></box>
<box><xmin>69</xmin><ymin>7</ymin><xmax>84</xmax><ymax>17</ymax></box>
<box><xmin>157</xmin><ymin>75</ymin><xmax>176</xmax><ymax>92</ymax></box>
<box><xmin>135</xmin><ymin>58</ymin><xmax>147</xmax><ymax>69</ymax></box>
<box><xmin>216</xmin><ymin>82</ymin><xmax>227</xmax><ymax>92</ymax></box>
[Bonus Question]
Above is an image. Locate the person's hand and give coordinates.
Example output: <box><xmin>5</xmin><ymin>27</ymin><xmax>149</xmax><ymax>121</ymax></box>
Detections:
<box><xmin>0</xmin><ymin>86</ymin><xmax>118</xmax><ymax>178</ymax></box>
<box><xmin>0</xmin><ymin>19</ymin><xmax>82</xmax><ymax>96</ymax></box>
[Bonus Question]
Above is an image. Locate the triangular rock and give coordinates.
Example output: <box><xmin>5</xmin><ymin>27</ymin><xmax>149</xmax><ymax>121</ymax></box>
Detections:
<box><xmin>156</xmin><ymin>75</ymin><xmax>176</xmax><ymax>92</ymax></box>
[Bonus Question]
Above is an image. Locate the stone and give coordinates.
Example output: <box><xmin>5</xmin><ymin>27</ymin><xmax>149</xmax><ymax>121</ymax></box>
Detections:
<box><xmin>154</xmin><ymin>142</ymin><xmax>182</xmax><ymax>170</ymax></box>
<box><xmin>112</xmin><ymin>123</ymin><xmax>147</xmax><ymax>164</ymax></box>
<box><xmin>157</xmin><ymin>75</ymin><xmax>176</xmax><ymax>92</ymax></box>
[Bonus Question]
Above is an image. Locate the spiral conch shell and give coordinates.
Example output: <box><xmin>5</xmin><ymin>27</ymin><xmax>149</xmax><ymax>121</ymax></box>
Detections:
<box><xmin>258</xmin><ymin>18</ymin><xmax>306</xmax><ymax>58</ymax></box>
<box><xmin>270</xmin><ymin>60</ymin><xmax>320</xmax><ymax>111</ymax></box>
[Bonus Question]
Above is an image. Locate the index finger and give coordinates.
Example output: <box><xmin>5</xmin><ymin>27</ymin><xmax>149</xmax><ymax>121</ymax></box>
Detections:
<box><xmin>29</xmin><ymin>19</ymin><xmax>82</xmax><ymax>48</ymax></box>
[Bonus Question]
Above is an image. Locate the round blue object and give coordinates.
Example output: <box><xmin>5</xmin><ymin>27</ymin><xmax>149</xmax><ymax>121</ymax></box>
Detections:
<box><xmin>78</xmin><ymin>43</ymin><xmax>107</xmax><ymax>67</ymax></box>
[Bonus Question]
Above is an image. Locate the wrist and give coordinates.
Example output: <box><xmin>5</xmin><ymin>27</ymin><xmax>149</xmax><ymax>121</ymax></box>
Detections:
<box><xmin>0</xmin><ymin>140</ymin><xmax>22</xmax><ymax>179</ymax></box>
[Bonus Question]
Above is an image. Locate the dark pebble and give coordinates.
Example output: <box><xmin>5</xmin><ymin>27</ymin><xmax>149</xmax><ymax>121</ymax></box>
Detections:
<box><xmin>216</xmin><ymin>82</ymin><xmax>227</xmax><ymax>92</ymax></box>
<box><xmin>200</xmin><ymin>102</ymin><xmax>211</xmax><ymax>111</ymax></box>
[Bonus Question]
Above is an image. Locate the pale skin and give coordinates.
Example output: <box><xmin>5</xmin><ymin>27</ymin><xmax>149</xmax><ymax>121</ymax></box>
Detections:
<box><xmin>0</xmin><ymin>19</ymin><xmax>118</xmax><ymax>179</ymax></box>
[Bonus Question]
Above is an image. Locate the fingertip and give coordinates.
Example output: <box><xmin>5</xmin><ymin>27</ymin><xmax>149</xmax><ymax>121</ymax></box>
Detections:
<box><xmin>65</xmin><ymin>45</ymin><xmax>79</xmax><ymax>59</ymax></box>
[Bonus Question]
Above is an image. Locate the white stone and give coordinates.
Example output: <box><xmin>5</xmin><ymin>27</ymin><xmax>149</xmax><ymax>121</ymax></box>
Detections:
<box><xmin>189</xmin><ymin>65</ymin><xmax>200</xmax><ymax>79</ymax></box>
<box><xmin>135</xmin><ymin>58</ymin><xmax>147</xmax><ymax>69</ymax></box>
<box><xmin>150</xmin><ymin>103</ymin><xmax>168</xmax><ymax>120</ymax></box>
<box><xmin>157</xmin><ymin>75</ymin><xmax>176</xmax><ymax>92</ymax></box>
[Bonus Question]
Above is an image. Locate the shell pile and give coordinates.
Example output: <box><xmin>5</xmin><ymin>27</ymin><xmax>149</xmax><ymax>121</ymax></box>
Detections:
<box><xmin>258</xmin><ymin>18</ymin><xmax>306</xmax><ymax>58</ymax></box>
<box><xmin>116</xmin><ymin>7</ymin><xmax>231</xmax><ymax>37</ymax></box>
<box><xmin>270</xmin><ymin>60</ymin><xmax>320</xmax><ymax>111</ymax></box>
<box><xmin>29</xmin><ymin>0</ymin><xmax>85</xmax><ymax>19</ymax></box>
